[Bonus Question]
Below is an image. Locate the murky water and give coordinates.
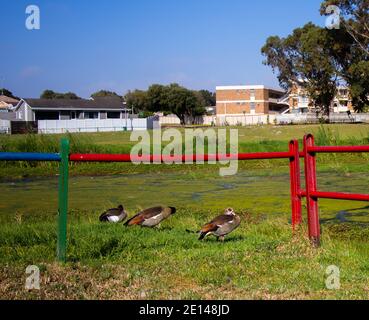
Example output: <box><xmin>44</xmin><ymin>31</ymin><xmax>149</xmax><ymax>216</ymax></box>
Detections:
<box><xmin>0</xmin><ymin>171</ymin><xmax>369</xmax><ymax>224</ymax></box>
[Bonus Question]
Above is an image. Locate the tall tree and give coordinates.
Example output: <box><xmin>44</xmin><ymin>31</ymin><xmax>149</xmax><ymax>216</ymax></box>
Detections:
<box><xmin>320</xmin><ymin>0</ymin><xmax>369</xmax><ymax>111</ymax></box>
<box><xmin>321</xmin><ymin>0</ymin><xmax>368</xmax><ymax>55</ymax></box>
<box><xmin>146</xmin><ymin>84</ymin><xmax>170</xmax><ymax>112</ymax></box>
<box><xmin>262</xmin><ymin>23</ymin><xmax>338</xmax><ymax>115</ymax></box>
<box><xmin>124</xmin><ymin>89</ymin><xmax>149</xmax><ymax>111</ymax></box>
<box><xmin>166</xmin><ymin>84</ymin><xmax>205</xmax><ymax>124</ymax></box>
<box><xmin>197</xmin><ymin>90</ymin><xmax>216</xmax><ymax>106</ymax></box>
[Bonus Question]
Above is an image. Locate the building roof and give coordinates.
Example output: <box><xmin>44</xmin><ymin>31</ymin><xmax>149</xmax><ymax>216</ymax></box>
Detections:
<box><xmin>22</xmin><ymin>97</ymin><xmax>125</xmax><ymax>111</ymax></box>
<box><xmin>216</xmin><ymin>85</ymin><xmax>285</xmax><ymax>93</ymax></box>
<box><xmin>0</xmin><ymin>95</ymin><xmax>19</xmax><ymax>104</ymax></box>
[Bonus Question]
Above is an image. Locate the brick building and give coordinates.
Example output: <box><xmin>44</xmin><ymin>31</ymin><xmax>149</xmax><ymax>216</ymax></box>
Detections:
<box><xmin>216</xmin><ymin>85</ymin><xmax>288</xmax><ymax>116</ymax></box>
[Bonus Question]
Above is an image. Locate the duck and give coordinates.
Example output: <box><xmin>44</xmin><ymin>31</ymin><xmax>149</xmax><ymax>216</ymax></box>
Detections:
<box><xmin>124</xmin><ymin>206</ymin><xmax>176</xmax><ymax>228</ymax></box>
<box><xmin>199</xmin><ymin>208</ymin><xmax>241</xmax><ymax>241</ymax></box>
<box><xmin>99</xmin><ymin>205</ymin><xmax>127</xmax><ymax>223</ymax></box>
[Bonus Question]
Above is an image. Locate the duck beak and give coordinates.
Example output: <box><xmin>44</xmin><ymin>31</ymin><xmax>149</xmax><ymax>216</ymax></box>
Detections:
<box><xmin>169</xmin><ymin>207</ymin><xmax>177</xmax><ymax>214</ymax></box>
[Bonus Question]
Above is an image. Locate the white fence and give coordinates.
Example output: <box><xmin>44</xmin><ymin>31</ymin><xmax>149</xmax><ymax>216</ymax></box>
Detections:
<box><xmin>217</xmin><ymin>115</ymin><xmax>276</xmax><ymax>126</ymax></box>
<box><xmin>0</xmin><ymin>120</ymin><xmax>10</xmax><ymax>134</ymax></box>
<box><xmin>156</xmin><ymin>113</ymin><xmax>369</xmax><ymax>127</ymax></box>
<box><xmin>275</xmin><ymin>114</ymin><xmax>318</xmax><ymax>125</ymax></box>
<box><xmin>38</xmin><ymin>119</ymin><xmax>148</xmax><ymax>134</ymax></box>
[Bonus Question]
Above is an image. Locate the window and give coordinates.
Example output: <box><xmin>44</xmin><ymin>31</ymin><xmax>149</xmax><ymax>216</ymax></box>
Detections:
<box><xmin>269</xmin><ymin>92</ymin><xmax>283</xmax><ymax>99</ymax></box>
<box><xmin>84</xmin><ymin>112</ymin><xmax>99</xmax><ymax>119</ymax></box>
<box><xmin>107</xmin><ymin>112</ymin><xmax>121</xmax><ymax>119</ymax></box>
<box><xmin>250</xmin><ymin>89</ymin><xmax>255</xmax><ymax>99</ymax></box>
<box><xmin>250</xmin><ymin>102</ymin><xmax>256</xmax><ymax>111</ymax></box>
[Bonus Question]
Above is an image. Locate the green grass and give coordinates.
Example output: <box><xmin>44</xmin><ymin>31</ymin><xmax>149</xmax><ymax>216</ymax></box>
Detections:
<box><xmin>1</xmin><ymin>208</ymin><xmax>369</xmax><ymax>299</ymax></box>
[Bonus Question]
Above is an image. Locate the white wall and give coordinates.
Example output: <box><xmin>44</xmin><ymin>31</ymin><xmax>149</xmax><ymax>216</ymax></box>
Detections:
<box><xmin>16</xmin><ymin>102</ymin><xmax>34</xmax><ymax>121</ymax></box>
<box><xmin>0</xmin><ymin>120</ymin><xmax>10</xmax><ymax>134</ymax></box>
<box><xmin>38</xmin><ymin>119</ymin><xmax>147</xmax><ymax>134</ymax></box>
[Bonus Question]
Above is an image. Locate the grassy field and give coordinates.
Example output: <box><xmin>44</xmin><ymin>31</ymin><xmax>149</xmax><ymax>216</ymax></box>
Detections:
<box><xmin>0</xmin><ymin>124</ymin><xmax>369</xmax><ymax>300</ymax></box>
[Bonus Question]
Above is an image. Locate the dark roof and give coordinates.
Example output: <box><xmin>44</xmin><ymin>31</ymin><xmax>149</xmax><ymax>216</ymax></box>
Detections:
<box><xmin>23</xmin><ymin>97</ymin><xmax>124</xmax><ymax>110</ymax></box>
<box><xmin>0</xmin><ymin>95</ymin><xmax>19</xmax><ymax>104</ymax></box>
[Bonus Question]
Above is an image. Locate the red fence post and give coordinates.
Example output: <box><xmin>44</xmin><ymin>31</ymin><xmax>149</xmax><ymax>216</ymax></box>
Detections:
<box><xmin>289</xmin><ymin>140</ymin><xmax>302</xmax><ymax>229</ymax></box>
<box><xmin>303</xmin><ymin>134</ymin><xmax>320</xmax><ymax>247</ymax></box>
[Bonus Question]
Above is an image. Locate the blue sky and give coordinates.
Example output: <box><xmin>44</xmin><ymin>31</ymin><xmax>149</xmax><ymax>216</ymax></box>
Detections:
<box><xmin>1</xmin><ymin>0</ymin><xmax>325</xmax><ymax>98</ymax></box>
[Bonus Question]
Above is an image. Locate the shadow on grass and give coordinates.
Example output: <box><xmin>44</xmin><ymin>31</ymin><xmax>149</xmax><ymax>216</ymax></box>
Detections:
<box><xmin>198</xmin><ymin>235</ymin><xmax>247</xmax><ymax>243</ymax></box>
<box><xmin>321</xmin><ymin>206</ymin><xmax>369</xmax><ymax>227</ymax></box>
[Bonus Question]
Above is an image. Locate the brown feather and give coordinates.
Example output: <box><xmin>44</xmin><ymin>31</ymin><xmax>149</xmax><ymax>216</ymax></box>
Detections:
<box><xmin>124</xmin><ymin>206</ymin><xmax>165</xmax><ymax>226</ymax></box>
<box><xmin>126</xmin><ymin>215</ymin><xmax>145</xmax><ymax>226</ymax></box>
<box><xmin>201</xmin><ymin>222</ymin><xmax>219</xmax><ymax>233</ymax></box>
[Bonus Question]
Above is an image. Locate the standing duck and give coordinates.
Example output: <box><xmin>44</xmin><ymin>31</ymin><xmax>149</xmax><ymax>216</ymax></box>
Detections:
<box><xmin>199</xmin><ymin>208</ymin><xmax>241</xmax><ymax>241</ymax></box>
<box><xmin>124</xmin><ymin>206</ymin><xmax>176</xmax><ymax>228</ymax></box>
<box><xmin>99</xmin><ymin>205</ymin><xmax>127</xmax><ymax>223</ymax></box>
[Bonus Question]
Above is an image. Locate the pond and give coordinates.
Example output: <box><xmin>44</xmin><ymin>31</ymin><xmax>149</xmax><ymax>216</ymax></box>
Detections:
<box><xmin>1</xmin><ymin>170</ymin><xmax>369</xmax><ymax>225</ymax></box>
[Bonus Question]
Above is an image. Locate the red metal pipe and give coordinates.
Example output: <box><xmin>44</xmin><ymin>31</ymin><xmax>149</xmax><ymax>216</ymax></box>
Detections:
<box><xmin>289</xmin><ymin>140</ymin><xmax>302</xmax><ymax>228</ymax></box>
<box><xmin>69</xmin><ymin>152</ymin><xmax>294</xmax><ymax>163</ymax></box>
<box><xmin>311</xmin><ymin>191</ymin><xmax>369</xmax><ymax>202</ymax></box>
<box><xmin>303</xmin><ymin>134</ymin><xmax>321</xmax><ymax>247</ymax></box>
<box><xmin>299</xmin><ymin>190</ymin><xmax>369</xmax><ymax>202</ymax></box>
<box><xmin>308</xmin><ymin>145</ymin><xmax>369</xmax><ymax>154</ymax></box>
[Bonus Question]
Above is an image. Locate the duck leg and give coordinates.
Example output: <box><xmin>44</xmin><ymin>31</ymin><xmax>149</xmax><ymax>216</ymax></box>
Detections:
<box><xmin>218</xmin><ymin>236</ymin><xmax>225</xmax><ymax>242</ymax></box>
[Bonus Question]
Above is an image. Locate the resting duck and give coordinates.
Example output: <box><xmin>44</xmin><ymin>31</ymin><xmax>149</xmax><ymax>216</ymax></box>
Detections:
<box><xmin>99</xmin><ymin>205</ymin><xmax>127</xmax><ymax>223</ymax></box>
<box><xmin>124</xmin><ymin>206</ymin><xmax>176</xmax><ymax>228</ymax></box>
<box><xmin>199</xmin><ymin>208</ymin><xmax>241</xmax><ymax>241</ymax></box>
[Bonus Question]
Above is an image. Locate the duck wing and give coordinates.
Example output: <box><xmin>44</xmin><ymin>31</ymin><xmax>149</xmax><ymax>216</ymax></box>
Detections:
<box><xmin>99</xmin><ymin>208</ymin><xmax>120</xmax><ymax>222</ymax></box>
<box><xmin>201</xmin><ymin>215</ymin><xmax>233</xmax><ymax>233</ymax></box>
<box><xmin>124</xmin><ymin>206</ymin><xmax>163</xmax><ymax>226</ymax></box>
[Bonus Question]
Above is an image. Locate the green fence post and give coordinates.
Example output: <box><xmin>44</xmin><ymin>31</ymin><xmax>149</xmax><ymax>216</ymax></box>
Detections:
<box><xmin>57</xmin><ymin>138</ymin><xmax>70</xmax><ymax>262</ymax></box>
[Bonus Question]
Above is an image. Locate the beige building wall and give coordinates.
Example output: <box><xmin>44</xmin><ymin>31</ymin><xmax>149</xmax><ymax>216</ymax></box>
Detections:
<box><xmin>216</xmin><ymin>85</ymin><xmax>286</xmax><ymax>115</ymax></box>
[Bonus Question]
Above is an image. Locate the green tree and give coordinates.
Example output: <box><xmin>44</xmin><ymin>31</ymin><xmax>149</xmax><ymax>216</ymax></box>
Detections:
<box><xmin>124</xmin><ymin>89</ymin><xmax>149</xmax><ymax>112</ymax></box>
<box><xmin>166</xmin><ymin>84</ymin><xmax>205</xmax><ymax>124</ymax></box>
<box><xmin>262</xmin><ymin>23</ymin><xmax>338</xmax><ymax>115</ymax></box>
<box><xmin>40</xmin><ymin>90</ymin><xmax>81</xmax><ymax>99</ymax></box>
<box><xmin>320</xmin><ymin>0</ymin><xmax>369</xmax><ymax>111</ymax></box>
<box><xmin>0</xmin><ymin>88</ymin><xmax>19</xmax><ymax>99</ymax></box>
<box><xmin>91</xmin><ymin>90</ymin><xmax>121</xmax><ymax>99</ymax></box>
<box><xmin>40</xmin><ymin>90</ymin><xmax>56</xmax><ymax>99</ymax></box>
<box><xmin>146</xmin><ymin>84</ymin><xmax>170</xmax><ymax>112</ymax></box>
<box><xmin>197</xmin><ymin>90</ymin><xmax>216</xmax><ymax>107</ymax></box>
<box><xmin>124</xmin><ymin>84</ymin><xmax>207</xmax><ymax>123</ymax></box>
<box><xmin>321</xmin><ymin>0</ymin><xmax>368</xmax><ymax>55</ymax></box>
